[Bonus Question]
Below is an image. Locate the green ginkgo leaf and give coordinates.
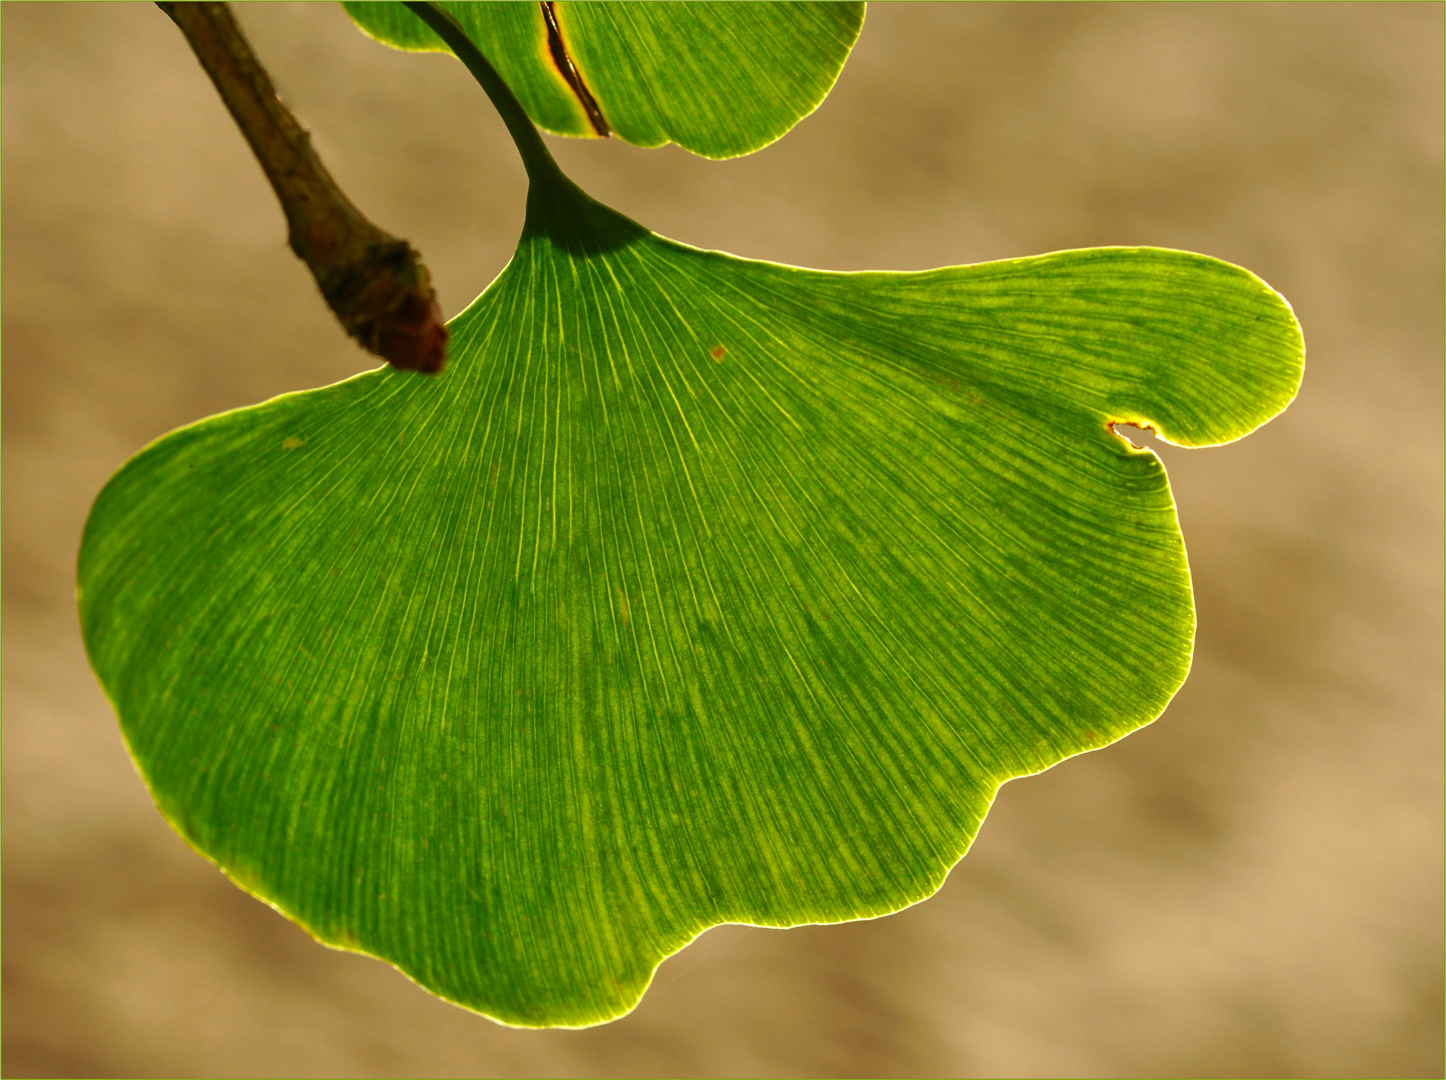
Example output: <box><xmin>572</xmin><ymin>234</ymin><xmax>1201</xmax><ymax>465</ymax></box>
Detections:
<box><xmin>341</xmin><ymin>0</ymin><xmax>865</xmax><ymax>157</ymax></box>
<box><xmin>78</xmin><ymin>6</ymin><xmax>1302</xmax><ymax>1029</ymax></box>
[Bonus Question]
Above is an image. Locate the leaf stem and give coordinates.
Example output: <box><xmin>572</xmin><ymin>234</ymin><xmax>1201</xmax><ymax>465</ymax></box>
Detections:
<box><xmin>158</xmin><ymin>1</ymin><xmax>448</xmax><ymax>373</ymax></box>
<box><xmin>401</xmin><ymin>1</ymin><xmax>569</xmax><ymax>189</ymax></box>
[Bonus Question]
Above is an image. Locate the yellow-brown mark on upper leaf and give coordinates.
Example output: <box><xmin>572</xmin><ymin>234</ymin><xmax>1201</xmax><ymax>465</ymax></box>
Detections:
<box><xmin>540</xmin><ymin>2</ymin><xmax>609</xmax><ymax>137</ymax></box>
<box><xmin>711</xmin><ymin>345</ymin><xmax>727</xmax><ymax>362</ymax></box>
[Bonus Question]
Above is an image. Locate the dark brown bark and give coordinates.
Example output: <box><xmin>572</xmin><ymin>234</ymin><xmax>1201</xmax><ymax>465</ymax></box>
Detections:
<box><xmin>159</xmin><ymin>1</ymin><xmax>447</xmax><ymax>373</ymax></box>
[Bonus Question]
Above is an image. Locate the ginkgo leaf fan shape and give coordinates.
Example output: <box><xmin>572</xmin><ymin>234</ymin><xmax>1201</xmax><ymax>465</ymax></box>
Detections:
<box><xmin>79</xmin><ymin>171</ymin><xmax>1302</xmax><ymax>1025</ymax></box>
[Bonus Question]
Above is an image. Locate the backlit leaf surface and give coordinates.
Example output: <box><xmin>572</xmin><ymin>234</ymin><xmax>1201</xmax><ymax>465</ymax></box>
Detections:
<box><xmin>341</xmin><ymin>1</ymin><xmax>865</xmax><ymax>156</ymax></box>
<box><xmin>79</xmin><ymin>172</ymin><xmax>1301</xmax><ymax>1025</ymax></box>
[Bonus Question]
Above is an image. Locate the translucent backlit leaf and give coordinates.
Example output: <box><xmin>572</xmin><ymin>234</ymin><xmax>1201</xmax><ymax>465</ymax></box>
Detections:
<box><xmin>79</xmin><ymin>170</ymin><xmax>1301</xmax><ymax>1025</ymax></box>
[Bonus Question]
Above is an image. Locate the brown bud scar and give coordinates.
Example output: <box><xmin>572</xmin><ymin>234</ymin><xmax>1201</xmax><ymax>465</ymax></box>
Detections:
<box><xmin>161</xmin><ymin>2</ymin><xmax>448</xmax><ymax>374</ymax></box>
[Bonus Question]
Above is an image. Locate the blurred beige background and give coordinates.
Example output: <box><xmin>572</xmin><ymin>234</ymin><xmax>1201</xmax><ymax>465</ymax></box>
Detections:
<box><xmin>3</xmin><ymin>3</ymin><xmax>1441</xmax><ymax>1077</ymax></box>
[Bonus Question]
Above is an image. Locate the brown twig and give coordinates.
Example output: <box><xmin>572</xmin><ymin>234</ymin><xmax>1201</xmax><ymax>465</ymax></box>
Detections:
<box><xmin>158</xmin><ymin>1</ymin><xmax>447</xmax><ymax>374</ymax></box>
